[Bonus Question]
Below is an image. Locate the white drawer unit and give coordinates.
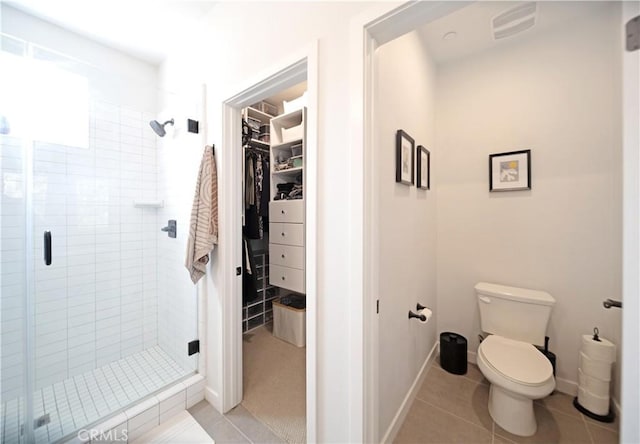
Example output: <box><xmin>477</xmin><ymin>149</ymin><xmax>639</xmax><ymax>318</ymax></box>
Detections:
<box><xmin>270</xmin><ymin>200</ymin><xmax>304</xmax><ymax>223</ymax></box>
<box><xmin>270</xmin><ymin>223</ymin><xmax>304</xmax><ymax>247</ymax></box>
<box><xmin>268</xmin><ymin>108</ymin><xmax>307</xmax><ymax>295</ymax></box>
<box><xmin>270</xmin><ymin>264</ymin><xmax>305</xmax><ymax>293</ymax></box>
<box><xmin>269</xmin><ymin>244</ymin><xmax>304</xmax><ymax>270</ymax></box>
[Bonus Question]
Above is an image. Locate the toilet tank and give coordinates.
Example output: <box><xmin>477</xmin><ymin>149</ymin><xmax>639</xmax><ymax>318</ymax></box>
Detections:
<box><xmin>476</xmin><ymin>282</ymin><xmax>555</xmax><ymax>346</ymax></box>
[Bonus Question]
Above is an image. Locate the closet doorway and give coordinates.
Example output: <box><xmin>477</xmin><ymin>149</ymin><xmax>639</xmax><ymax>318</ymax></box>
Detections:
<box><xmin>219</xmin><ymin>48</ymin><xmax>318</xmax><ymax>444</ymax></box>
<box><xmin>240</xmin><ymin>82</ymin><xmax>308</xmax><ymax>443</ymax></box>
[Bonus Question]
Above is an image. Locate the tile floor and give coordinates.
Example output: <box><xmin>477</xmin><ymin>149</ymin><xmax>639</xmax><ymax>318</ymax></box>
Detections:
<box><xmin>188</xmin><ymin>400</ymin><xmax>285</xmax><ymax>444</ymax></box>
<box><xmin>1</xmin><ymin>347</ymin><xmax>190</xmax><ymax>444</ymax></box>
<box><xmin>395</xmin><ymin>361</ymin><xmax>619</xmax><ymax>444</ymax></box>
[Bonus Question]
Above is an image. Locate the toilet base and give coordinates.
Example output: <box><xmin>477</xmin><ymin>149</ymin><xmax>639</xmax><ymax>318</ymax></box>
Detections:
<box><xmin>488</xmin><ymin>385</ymin><xmax>537</xmax><ymax>437</ymax></box>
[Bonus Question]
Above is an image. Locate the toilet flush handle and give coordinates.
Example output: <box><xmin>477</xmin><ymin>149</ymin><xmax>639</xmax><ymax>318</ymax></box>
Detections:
<box><xmin>479</xmin><ymin>296</ymin><xmax>491</xmax><ymax>304</ymax></box>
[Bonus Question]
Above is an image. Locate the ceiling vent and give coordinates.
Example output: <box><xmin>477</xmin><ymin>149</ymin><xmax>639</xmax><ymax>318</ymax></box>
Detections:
<box><xmin>492</xmin><ymin>2</ymin><xmax>537</xmax><ymax>40</ymax></box>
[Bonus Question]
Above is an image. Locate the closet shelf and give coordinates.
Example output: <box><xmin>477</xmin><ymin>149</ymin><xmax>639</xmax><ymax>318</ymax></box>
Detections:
<box><xmin>271</xmin><ymin>108</ymin><xmax>303</xmax><ymax>127</ymax></box>
<box><xmin>248</xmin><ymin>139</ymin><xmax>270</xmax><ymax>150</ymax></box>
<box><xmin>272</xmin><ymin>166</ymin><xmax>303</xmax><ymax>175</ymax></box>
<box><xmin>271</xmin><ymin>139</ymin><xmax>303</xmax><ymax>151</ymax></box>
<box><xmin>246</xmin><ymin>106</ymin><xmax>274</xmax><ymax>122</ymax></box>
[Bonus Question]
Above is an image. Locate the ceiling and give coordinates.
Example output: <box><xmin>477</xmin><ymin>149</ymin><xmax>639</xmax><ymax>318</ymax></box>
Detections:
<box><xmin>5</xmin><ymin>0</ymin><xmax>217</xmax><ymax>65</ymax></box>
<box><xmin>418</xmin><ymin>1</ymin><xmax>612</xmax><ymax>65</ymax></box>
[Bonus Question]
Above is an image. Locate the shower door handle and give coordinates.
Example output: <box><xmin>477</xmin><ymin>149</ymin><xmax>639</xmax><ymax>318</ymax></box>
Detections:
<box><xmin>44</xmin><ymin>231</ymin><xmax>52</xmax><ymax>266</ymax></box>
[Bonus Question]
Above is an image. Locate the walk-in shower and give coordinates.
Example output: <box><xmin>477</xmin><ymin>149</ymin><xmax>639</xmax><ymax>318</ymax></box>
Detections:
<box><xmin>1</xmin><ymin>31</ymin><xmax>198</xmax><ymax>443</ymax></box>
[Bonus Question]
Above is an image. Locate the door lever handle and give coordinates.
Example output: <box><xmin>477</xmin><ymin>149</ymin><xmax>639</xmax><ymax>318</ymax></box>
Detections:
<box><xmin>603</xmin><ymin>299</ymin><xmax>622</xmax><ymax>309</ymax></box>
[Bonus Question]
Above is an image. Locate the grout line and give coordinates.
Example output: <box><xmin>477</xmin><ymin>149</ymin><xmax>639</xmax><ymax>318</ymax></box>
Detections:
<box><xmin>223</xmin><ymin>415</ymin><xmax>255</xmax><ymax>444</ymax></box>
<box><xmin>37</xmin><ymin>388</ymin><xmax>49</xmax><ymax>443</ymax></box>
<box><xmin>491</xmin><ymin>419</ymin><xmax>495</xmax><ymax>444</ymax></box>
<box><xmin>418</xmin><ymin>397</ymin><xmax>493</xmax><ymax>435</ymax></box>
<box><xmin>61</xmin><ymin>380</ymin><xmax>78</xmax><ymax>430</ymax></box>
<box><xmin>51</xmin><ymin>385</ymin><xmax>63</xmax><ymax>437</ymax></box>
<box><xmin>581</xmin><ymin>410</ymin><xmax>596</xmax><ymax>444</ymax></box>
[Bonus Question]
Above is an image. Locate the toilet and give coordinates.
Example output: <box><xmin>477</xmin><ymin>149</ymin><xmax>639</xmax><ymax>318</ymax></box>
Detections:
<box><xmin>475</xmin><ymin>282</ymin><xmax>556</xmax><ymax>437</ymax></box>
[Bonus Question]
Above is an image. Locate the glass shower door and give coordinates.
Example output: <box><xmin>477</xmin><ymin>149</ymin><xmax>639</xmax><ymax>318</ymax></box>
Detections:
<box><xmin>2</xmin><ymin>31</ymin><xmax>199</xmax><ymax>443</ymax></box>
<box><xmin>1</xmin><ymin>132</ymin><xmax>30</xmax><ymax>444</ymax></box>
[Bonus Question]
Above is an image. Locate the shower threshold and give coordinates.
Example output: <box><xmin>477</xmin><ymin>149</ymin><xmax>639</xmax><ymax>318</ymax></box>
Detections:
<box><xmin>2</xmin><ymin>346</ymin><xmax>191</xmax><ymax>444</ymax></box>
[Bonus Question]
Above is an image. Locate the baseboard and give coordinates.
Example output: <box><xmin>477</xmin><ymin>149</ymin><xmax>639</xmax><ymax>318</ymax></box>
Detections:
<box><xmin>467</xmin><ymin>350</ymin><xmax>477</xmax><ymax>364</ymax></box>
<box><xmin>555</xmin><ymin>377</ymin><xmax>578</xmax><ymax>396</ymax></box>
<box><xmin>204</xmin><ymin>386</ymin><xmax>221</xmax><ymax>412</ymax></box>
<box><xmin>381</xmin><ymin>342</ymin><xmax>438</xmax><ymax>444</ymax></box>
<box><xmin>612</xmin><ymin>396</ymin><xmax>620</xmax><ymax>418</ymax></box>
<box><xmin>556</xmin><ymin>379</ymin><xmax>620</xmax><ymax>419</ymax></box>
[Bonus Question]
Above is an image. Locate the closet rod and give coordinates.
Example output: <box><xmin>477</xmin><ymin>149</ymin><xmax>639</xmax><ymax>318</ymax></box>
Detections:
<box><xmin>244</xmin><ymin>145</ymin><xmax>269</xmax><ymax>154</ymax></box>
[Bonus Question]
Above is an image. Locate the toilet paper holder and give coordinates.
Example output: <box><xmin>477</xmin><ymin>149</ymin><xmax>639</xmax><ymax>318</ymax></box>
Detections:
<box><xmin>602</xmin><ymin>298</ymin><xmax>622</xmax><ymax>309</ymax></box>
<box><xmin>408</xmin><ymin>303</ymin><xmax>430</xmax><ymax>321</ymax></box>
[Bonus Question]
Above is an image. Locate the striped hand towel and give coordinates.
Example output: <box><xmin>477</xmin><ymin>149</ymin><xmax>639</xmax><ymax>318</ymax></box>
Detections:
<box><xmin>185</xmin><ymin>145</ymin><xmax>218</xmax><ymax>284</ymax></box>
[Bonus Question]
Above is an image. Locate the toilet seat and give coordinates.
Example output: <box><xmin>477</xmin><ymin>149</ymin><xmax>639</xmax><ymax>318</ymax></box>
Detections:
<box><xmin>477</xmin><ymin>334</ymin><xmax>556</xmax><ymax>436</ymax></box>
<box><xmin>479</xmin><ymin>335</ymin><xmax>553</xmax><ymax>386</ymax></box>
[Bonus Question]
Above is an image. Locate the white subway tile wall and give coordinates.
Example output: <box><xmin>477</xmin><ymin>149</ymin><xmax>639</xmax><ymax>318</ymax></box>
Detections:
<box><xmin>28</xmin><ymin>100</ymin><xmax>161</xmax><ymax>390</ymax></box>
<box><xmin>1</xmin><ymin>97</ymin><xmax>199</xmax><ymax>441</ymax></box>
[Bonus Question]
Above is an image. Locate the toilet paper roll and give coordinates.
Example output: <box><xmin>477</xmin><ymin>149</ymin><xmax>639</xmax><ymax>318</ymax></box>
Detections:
<box><xmin>578</xmin><ymin>386</ymin><xmax>610</xmax><ymax>416</ymax></box>
<box><xmin>417</xmin><ymin>308</ymin><xmax>432</xmax><ymax>323</ymax></box>
<box><xmin>579</xmin><ymin>351</ymin><xmax>612</xmax><ymax>381</ymax></box>
<box><xmin>578</xmin><ymin>368</ymin><xmax>610</xmax><ymax>398</ymax></box>
<box><xmin>581</xmin><ymin>334</ymin><xmax>616</xmax><ymax>363</ymax></box>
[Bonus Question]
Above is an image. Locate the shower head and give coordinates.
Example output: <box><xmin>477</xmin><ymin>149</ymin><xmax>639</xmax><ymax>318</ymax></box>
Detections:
<box><xmin>149</xmin><ymin>118</ymin><xmax>174</xmax><ymax>137</ymax></box>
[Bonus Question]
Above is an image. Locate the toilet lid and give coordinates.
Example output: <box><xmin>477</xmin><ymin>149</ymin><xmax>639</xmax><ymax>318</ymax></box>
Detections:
<box><xmin>480</xmin><ymin>335</ymin><xmax>553</xmax><ymax>386</ymax></box>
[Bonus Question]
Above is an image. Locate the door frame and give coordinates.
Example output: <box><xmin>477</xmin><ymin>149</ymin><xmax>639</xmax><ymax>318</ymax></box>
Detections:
<box><xmin>621</xmin><ymin>1</ymin><xmax>640</xmax><ymax>442</ymax></box>
<box><xmin>217</xmin><ymin>41</ymin><xmax>319</xmax><ymax>442</ymax></box>
<box><xmin>349</xmin><ymin>3</ymin><xmax>472</xmax><ymax>441</ymax></box>
<box><xmin>350</xmin><ymin>1</ymin><xmax>638</xmax><ymax>442</ymax></box>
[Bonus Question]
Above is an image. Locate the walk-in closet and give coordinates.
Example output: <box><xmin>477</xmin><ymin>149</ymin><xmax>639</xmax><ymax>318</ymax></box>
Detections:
<box><xmin>240</xmin><ymin>82</ymin><xmax>308</xmax><ymax>443</ymax></box>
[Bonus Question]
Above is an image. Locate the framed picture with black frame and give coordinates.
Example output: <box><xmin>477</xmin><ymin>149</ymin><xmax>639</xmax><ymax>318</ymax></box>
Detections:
<box><xmin>416</xmin><ymin>145</ymin><xmax>430</xmax><ymax>190</ymax></box>
<box><xmin>396</xmin><ymin>129</ymin><xmax>414</xmax><ymax>185</ymax></box>
<box><xmin>489</xmin><ymin>149</ymin><xmax>531</xmax><ymax>191</ymax></box>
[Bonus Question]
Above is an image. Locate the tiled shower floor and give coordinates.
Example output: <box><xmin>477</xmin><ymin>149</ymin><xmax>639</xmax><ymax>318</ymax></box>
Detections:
<box><xmin>1</xmin><ymin>346</ymin><xmax>190</xmax><ymax>444</ymax></box>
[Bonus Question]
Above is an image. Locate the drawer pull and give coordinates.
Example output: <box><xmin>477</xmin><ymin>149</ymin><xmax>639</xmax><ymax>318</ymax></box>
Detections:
<box><xmin>281</xmin><ymin>276</ymin><xmax>286</xmax><ymax>281</ymax></box>
<box><xmin>281</xmin><ymin>232</ymin><xmax>285</xmax><ymax>236</ymax></box>
<box><xmin>281</xmin><ymin>254</ymin><xmax>285</xmax><ymax>258</ymax></box>
<box><xmin>281</xmin><ymin>210</ymin><xmax>285</xmax><ymax>214</ymax></box>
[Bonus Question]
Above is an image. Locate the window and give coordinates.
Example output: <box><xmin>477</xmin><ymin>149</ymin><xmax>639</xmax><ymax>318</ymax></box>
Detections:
<box><xmin>0</xmin><ymin>34</ymin><xmax>89</xmax><ymax>148</ymax></box>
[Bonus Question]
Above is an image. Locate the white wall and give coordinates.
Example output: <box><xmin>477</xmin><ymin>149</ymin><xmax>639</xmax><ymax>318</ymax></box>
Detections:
<box><xmin>435</xmin><ymin>3</ymin><xmax>622</xmax><ymax>400</ymax></box>
<box><xmin>158</xmin><ymin>2</ymin><xmax>378</xmax><ymax>440</ymax></box>
<box><xmin>1</xmin><ymin>5</ymin><xmax>157</xmax><ymax>90</ymax></box>
<box><xmin>374</xmin><ymin>31</ymin><xmax>438</xmax><ymax>438</ymax></box>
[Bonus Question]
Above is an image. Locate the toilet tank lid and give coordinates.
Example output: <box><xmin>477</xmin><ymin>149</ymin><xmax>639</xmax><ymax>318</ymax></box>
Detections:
<box><xmin>475</xmin><ymin>282</ymin><xmax>555</xmax><ymax>306</ymax></box>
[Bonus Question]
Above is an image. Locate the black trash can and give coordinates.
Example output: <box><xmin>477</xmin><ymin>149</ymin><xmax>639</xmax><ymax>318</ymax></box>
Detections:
<box><xmin>440</xmin><ymin>332</ymin><xmax>467</xmax><ymax>375</ymax></box>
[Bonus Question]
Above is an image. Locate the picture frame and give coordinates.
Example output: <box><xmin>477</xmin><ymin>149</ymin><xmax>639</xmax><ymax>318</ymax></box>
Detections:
<box><xmin>489</xmin><ymin>149</ymin><xmax>531</xmax><ymax>191</ymax></box>
<box><xmin>396</xmin><ymin>129</ymin><xmax>415</xmax><ymax>185</ymax></box>
<box><xmin>416</xmin><ymin>145</ymin><xmax>430</xmax><ymax>190</ymax></box>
